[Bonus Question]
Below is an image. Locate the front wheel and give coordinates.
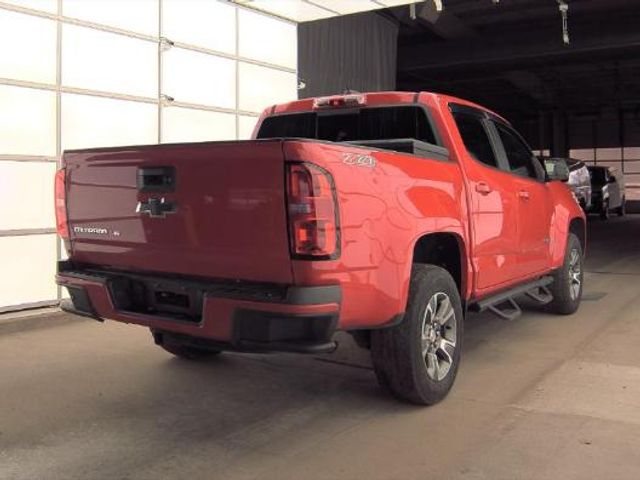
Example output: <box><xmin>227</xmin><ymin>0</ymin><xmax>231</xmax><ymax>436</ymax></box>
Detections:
<box><xmin>546</xmin><ymin>233</ymin><xmax>583</xmax><ymax>315</ymax></box>
<box><xmin>371</xmin><ymin>264</ymin><xmax>463</xmax><ymax>405</ymax></box>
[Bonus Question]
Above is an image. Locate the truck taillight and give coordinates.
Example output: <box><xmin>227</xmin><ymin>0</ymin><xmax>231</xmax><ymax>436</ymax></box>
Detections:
<box><xmin>54</xmin><ymin>168</ymin><xmax>69</xmax><ymax>239</ymax></box>
<box><xmin>286</xmin><ymin>163</ymin><xmax>340</xmax><ymax>259</ymax></box>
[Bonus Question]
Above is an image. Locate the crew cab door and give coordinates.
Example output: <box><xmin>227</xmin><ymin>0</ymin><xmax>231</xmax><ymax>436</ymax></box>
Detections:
<box><xmin>451</xmin><ymin>106</ymin><xmax>521</xmax><ymax>293</ymax></box>
<box><xmin>489</xmin><ymin>120</ymin><xmax>554</xmax><ymax>277</ymax></box>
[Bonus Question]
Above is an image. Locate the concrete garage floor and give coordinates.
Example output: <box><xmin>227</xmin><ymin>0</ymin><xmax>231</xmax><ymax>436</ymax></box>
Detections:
<box><xmin>2</xmin><ymin>217</ymin><xmax>640</xmax><ymax>480</ymax></box>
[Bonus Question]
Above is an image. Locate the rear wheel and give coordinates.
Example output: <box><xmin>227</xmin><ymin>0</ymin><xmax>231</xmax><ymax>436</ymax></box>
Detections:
<box><xmin>546</xmin><ymin>233</ymin><xmax>583</xmax><ymax>315</ymax></box>
<box><xmin>371</xmin><ymin>264</ymin><xmax>463</xmax><ymax>405</ymax></box>
<box><xmin>616</xmin><ymin>197</ymin><xmax>626</xmax><ymax>216</ymax></box>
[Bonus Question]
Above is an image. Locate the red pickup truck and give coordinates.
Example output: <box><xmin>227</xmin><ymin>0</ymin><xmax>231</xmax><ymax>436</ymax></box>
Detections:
<box><xmin>55</xmin><ymin>92</ymin><xmax>585</xmax><ymax>405</ymax></box>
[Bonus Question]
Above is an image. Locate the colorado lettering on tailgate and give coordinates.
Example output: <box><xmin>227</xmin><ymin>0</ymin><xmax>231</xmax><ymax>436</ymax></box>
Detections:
<box><xmin>73</xmin><ymin>226</ymin><xmax>108</xmax><ymax>235</ymax></box>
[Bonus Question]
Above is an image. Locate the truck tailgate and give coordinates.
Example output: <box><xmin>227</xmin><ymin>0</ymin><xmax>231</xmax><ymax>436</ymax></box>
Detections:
<box><xmin>64</xmin><ymin>140</ymin><xmax>293</xmax><ymax>284</ymax></box>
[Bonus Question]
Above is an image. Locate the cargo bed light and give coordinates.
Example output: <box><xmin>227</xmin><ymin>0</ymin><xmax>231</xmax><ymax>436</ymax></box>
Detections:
<box><xmin>313</xmin><ymin>94</ymin><xmax>365</xmax><ymax>109</ymax></box>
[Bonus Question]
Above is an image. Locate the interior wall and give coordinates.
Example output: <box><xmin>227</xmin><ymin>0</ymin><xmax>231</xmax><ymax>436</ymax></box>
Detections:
<box><xmin>297</xmin><ymin>12</ymin><xmax>398</xmax><ymax>98</ymax></box>
<box><xmin>568</xmin><ymin>112</ymin><xmax>640</xmax><ymax>200</ymax></box>
<box><xmin>521</xmin><ymin>110</ymin><xmax>640</xmax><ymax>201</ymax></box>
<box><xmin>0</xmin><ymin>0</ymin><xmax>298</xmax><ymax>313</ymax></box>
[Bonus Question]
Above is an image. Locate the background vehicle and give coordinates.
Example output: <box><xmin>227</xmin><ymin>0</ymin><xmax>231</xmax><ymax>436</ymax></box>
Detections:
<box><xmin>588</xmin><ymin>165</ymin><xmax>626</xmax><ymax>219</ymax></box>
<box><xmin>55</xmin><ymin>92</ymin><xmax>586</xmax><ymax>405</ymax></box>
<box><xmin>542</xmin><ymin>157</ymin><xmax>592</xmax><ymax>212</ymax></box>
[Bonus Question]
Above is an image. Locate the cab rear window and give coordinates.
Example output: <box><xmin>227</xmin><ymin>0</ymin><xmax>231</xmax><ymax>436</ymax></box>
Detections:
<box><xmin>256</xmin><ymin>106</ymin><xmax>438</xmax><ymax>145</ymax></box>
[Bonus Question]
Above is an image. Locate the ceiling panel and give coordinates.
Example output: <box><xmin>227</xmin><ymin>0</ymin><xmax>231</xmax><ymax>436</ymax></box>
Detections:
<box><xmin>376</xmin><ymin>0</ymin><xmax>418</xmax><ymax>7</ymax></box>
<box><xmin>310</xmin><ymin>0</ymin><xmax>382</xmax><ymax>15</ymax></box>
<box><xmin>232</xmin><ymin>0</ymin><xmax>417</xmax><ymax>22</ymax></box>
<box><xmin>234</xmin><ymin>1</ymin><xmax>334</xmax><ymax>22</ymax></box>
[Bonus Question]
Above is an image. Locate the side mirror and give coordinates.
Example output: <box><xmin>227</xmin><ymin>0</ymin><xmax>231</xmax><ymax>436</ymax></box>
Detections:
<box><xmin>544</xmin><ymin>160</ymin><xmax>570</xmax><ymax>182</ymax></box>
<box><xmin>608</xmin><ymin>176</ymin><xmax>617</xmax><ymax>184</ymax></box>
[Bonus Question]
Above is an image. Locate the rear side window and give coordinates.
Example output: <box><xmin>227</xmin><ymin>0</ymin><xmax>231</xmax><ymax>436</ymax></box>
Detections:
<box><xmin>256</xmin><ymin>106</ymin><xmax>437</xmax><ymax>145</ymax></box>
<box><xmin>494</xmin><ymin>122</ymin><xmax>541</xmax><ymax>180</ymax></box>
<box><xmin>452</xmin><ymin>112</ymin><xmax>498</xmax><ymax>168</ymax></box>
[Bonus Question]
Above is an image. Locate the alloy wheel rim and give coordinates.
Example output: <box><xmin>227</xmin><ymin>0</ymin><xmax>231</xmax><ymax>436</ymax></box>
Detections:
<box><xmin>568</xmin><ymin>248</ymin><xmax>582</xmax><ymax>300</ymax></box>
<box><xmin>421</xmin><ymin>292</ymin><xmax>456</xmax><ymax>381</ymax></box>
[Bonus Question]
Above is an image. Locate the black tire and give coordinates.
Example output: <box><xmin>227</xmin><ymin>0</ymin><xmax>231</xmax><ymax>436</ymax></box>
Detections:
<box><xmin>546</xmin><ymin>233</ymin><xmax>583</xmax><ymax>315</ymax></box>
<box><xmin>600</xmin><ymin>199</ymin><xmax>610</xmax><ymax>220</ymax></box>
<box><xmin>371</xmin><ymin>264</ymin><xmax>463</xmax><ymax>405</ymax></box>
<box><xmin>154</xmin><ymin>333</ymin><xmax>222</xmax><ymax>360</ymax></box>
<box><xmin>616</xmin><ymin>197</ymin><xmax>626</xmax><ymax>216</ymax></box>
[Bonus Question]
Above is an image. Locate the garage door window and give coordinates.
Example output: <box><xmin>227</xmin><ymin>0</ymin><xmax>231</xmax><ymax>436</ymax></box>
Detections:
<box><xmin>0</xmin><ymin>0</ymin><xmax>297</xmax><ymax>312</ymax></box>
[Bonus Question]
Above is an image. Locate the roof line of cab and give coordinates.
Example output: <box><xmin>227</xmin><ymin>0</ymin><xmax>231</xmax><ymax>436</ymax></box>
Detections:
<box><xmin>265</xmin><ymin>91</ymin><xmax>508</xmax><ymax>124</ymax></box>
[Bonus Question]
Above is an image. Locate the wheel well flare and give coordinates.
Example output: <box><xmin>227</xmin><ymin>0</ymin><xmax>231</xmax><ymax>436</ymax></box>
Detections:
<box><xmin>412</xmin><ymin>233</ymin><xmax>465</xmax><ymax>294</ymax></box>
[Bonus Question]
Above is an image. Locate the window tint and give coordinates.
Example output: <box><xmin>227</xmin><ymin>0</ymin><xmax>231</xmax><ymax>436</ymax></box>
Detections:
<box><xmin>257</xmin><ymin>106</ymin><xmax>437</xmax><ymax>144</ymax></box>
<box><xmin>543</xmin><ymin>159</ymin><xmax>557</xmax><ymax>176</ymax></box>
<box><xmin>494</xmin><ymin>122</ymin><xmax>539</xmax><ymax>180</ymax></box>
<box><xmin>357</xmin><ymin>106</ymin><xmax>436</xmax><ymax>143</ymax></box>
<box><xmin>257</xmin><ymin>112</ymin><xmax>316</xmax><ymax>138</ymax></box>
<box><xmin>452</xmin><ymin>112</ymin><xmax>498</xmax><ymax>168</ymax></box>
<box><xmin>318</xmin><ymin>112</ymin><xmax>358</xmax><ymax>142</ymax></box>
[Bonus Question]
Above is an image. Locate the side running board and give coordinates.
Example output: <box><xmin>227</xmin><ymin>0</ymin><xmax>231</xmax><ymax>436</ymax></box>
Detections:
<box><xmin>469</xmin><ymin>276</ymin><xmax>554</xmax><ymax>321</ymax></box>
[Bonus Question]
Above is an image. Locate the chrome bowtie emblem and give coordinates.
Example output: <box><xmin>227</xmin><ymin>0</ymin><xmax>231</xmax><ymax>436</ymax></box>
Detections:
<box><xmin>136</xmin><ymin>197</ymin><xmax>177</xmax><ymax>218</ymax></box>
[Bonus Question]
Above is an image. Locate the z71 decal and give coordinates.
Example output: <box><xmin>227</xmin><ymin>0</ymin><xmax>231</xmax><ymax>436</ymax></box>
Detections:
<box><xmin>342</xmin><ymin>152</ymin><xmax>376</xmax><ymax>168</ymax></box>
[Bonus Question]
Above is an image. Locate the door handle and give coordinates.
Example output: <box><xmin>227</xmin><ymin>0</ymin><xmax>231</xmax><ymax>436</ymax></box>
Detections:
<box><xmin>518</xmin><ymin>190</ymin><xmax>530</xmax><ymax>200</ymax></box>
<box><xmin>475</xmin><ymin>182</ymin><xmax>492</xmax><ymax>195</ymax></box>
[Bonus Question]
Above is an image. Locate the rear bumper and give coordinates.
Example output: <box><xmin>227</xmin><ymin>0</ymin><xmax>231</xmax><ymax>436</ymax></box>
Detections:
<box><xmin>56</xmin><ymin>263</ymin><xmax>340</xmax><ymax>354</ymax></box>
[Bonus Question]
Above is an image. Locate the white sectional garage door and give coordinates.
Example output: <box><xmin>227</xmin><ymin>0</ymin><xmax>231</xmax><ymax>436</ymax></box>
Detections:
<box><xmin>0</xmin><ymin>0</ymin><xmax>297</xmax><ymax>313</ymax></box>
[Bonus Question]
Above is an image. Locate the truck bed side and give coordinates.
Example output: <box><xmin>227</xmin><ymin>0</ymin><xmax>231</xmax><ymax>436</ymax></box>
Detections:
<box><xmin>282</xmin><ymin>139</ymin><xmax>469</xmax><ymax>328</ymax></box>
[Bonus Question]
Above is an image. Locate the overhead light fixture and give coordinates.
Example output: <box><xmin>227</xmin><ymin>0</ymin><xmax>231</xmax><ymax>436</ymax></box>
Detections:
<box><xmin>557</xmin><ymin>0</ymin><xmax>570</xmax><ymax>45</ymax></box>
<box><xmin>410</xmin><ymin>1</ymin><xmax>441</xmax><ymax>20</ymax></box>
